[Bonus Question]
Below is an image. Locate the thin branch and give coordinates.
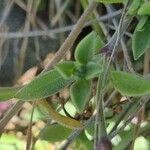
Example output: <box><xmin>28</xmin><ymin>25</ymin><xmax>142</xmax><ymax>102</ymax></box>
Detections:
<box><xmin>51</xmin><ymin>0</ymin><xmax>69</xmax><ymax>26</ymax></box>
<box><xmin>26</xmin><ymin>102</ymin><xmax>35</xmax><ymax>150</ymax></box>
<box><xmin>106</xmin><ymin>4</ymin><xmax>134</xmax><ymax>73</ymax></box>
<box><xmin>0</xmin><ymin>100</ymin><xmax>24</xmax><ymax>137</ymax></box>
<box><xmin>0</xmin><ymin>0</ymin><xmax>15</xmax><ymax>28</ymax></box>
<box><xmin>61</xmin><ymin>116</ymin><xmax>95</xmax><ymax>150</ymax></box>
<box><xmin>0</xmin><ymin>9</ymin><xmax>122</xmax><ymax>39</ymax></box>
<box><xmin>0</xmin><ymin>0</ymin><xmax>97</xmax><ymax>137</ymax></box>
<box><xmin>94</xmin><ymin>1</ymin><xmax>132</xmax><ymax>149</ymax></box>
<box><xmin>43</xmin><ymin>0</ymin><xmax>96</xmax><ymax>72</ymax></box>
<box><xmin>109</xmin><ymin>95</ymin><xmax>150</xmax><ymax>139</ymax></box>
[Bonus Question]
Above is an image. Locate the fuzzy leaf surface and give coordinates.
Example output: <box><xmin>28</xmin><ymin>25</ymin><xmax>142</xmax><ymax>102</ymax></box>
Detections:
<box><xmin>40</xmin><ymin>124</ymin><xmax>72</xmax><ymax>142</ymax></box>
<box><xmin>85</xmin><ymin>62</ymin><xmax>103</xmax><ymax>79</ymax></box>
<box><xmin>70</xmin><ymin>79</ymin><xmax>91</xmax><ymax>113</ymax></box>
<box><xmin>75</xmin><ymin>31</ymin><xmax>104</xmax><ymax>64</ymax></box>
<box><xmin>0</xmin><ymin>87</ymin><xmax>20</xmax><ymax>101</ymax></box>
<box><xmin>54</xmin><ymin>61</ymin><xmax>75</xmax><ymax>79</ymax></box>
<box><xmin>15</xmin><ymin>69</ymin><xmax>73</xmax><ymax>101</ymax></box>
<box><xmin>110</xmin><ymin>71</ymin><xmax>150</xmax><ymax>96</ymax></box>
<box><xmin>132</xmin><ymin>17</ymin><xmax>150</xmax><ymax>60</ymax></box>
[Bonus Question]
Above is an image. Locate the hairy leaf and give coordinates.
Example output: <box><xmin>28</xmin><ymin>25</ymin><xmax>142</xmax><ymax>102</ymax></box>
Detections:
<box><xmin>85</xmin><ymin>62</ymin><xmax>103</xmax><ymax>79</ymax></box>
<box><xmin>0</xmin><ymin>87</ymin><xmax>20</xmax><ymax>101</ymax></box>
<box><xmin>54</xmin><ymin>61</ymin><xmax>75</xmax><ymax>79</ymax></box>
<box><xmin>15</xmin><ymin>69</ymin><xmax>73</xmax><ymax>101</ymax></box>
<box><xmin>110</xmin><ymin>71</ymin><xmax>150</xmax><ymax>96</ymax></box>
<box><xmin>138</xmin><ymin>2</ymin><xmax>150</xmax><ymax>16</ymax></box>
<box><xmin>40</xmin><ymin>124</ymin><xmax>72</xmax><ymax>142</ymax></box>
<box><xmin>70</xmin><ymin>79</ymin><xmax>91</xmax><ymax>113</ymax></box>
<box><xmin>132</xmin><ymin>17</ymin><xmax>150</xmax><ymax>60</ymax></box>
<box><xmin>75</xmin><ymin>31</ymin><xmax>104</xmax><ymax>64</ymax></box>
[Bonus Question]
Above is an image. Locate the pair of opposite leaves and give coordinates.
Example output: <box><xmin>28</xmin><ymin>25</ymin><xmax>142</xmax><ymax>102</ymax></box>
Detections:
<box><xmin>15</xmin><ymin>31</ymin><xmax>150</xmax><ymax>111</ymax></box>
<box><xmin>15</xmin><ymin>31</ymin><xmax>105</xmax><ymax>114</ymax></box>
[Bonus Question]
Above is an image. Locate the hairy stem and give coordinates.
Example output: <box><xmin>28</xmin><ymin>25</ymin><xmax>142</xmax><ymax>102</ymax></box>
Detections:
<box><xmin>0</xmin><ymin>0</ymin><xmax>96</xmax><ymax>135</ymax></box>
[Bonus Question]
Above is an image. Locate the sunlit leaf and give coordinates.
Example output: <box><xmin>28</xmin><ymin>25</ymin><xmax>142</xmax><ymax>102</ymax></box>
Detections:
<box><xmin>132</xmin><ymin>17</ymin><xmax>150</xmax><ymax>60</ymax></box>
<box><xmin>59</xmin><ymin>102</ymin><xmax>77</xmax><ymax>117</ymax></box>
<box><xmin>75</xmin><ymin>31</ymin><xmax>104</xmax><ymax>64</ymax></box>
<box><xmin>70</xmin><ymin>79</ymin><xmax>91</xmax><ymax>113</ymax></box>
<box><xmin>138</xmin><ymin>2</ymin><xmax>150</xmax><ymax>16</ymax></box>
<box><xmin>54</xmin><ymin>61</ymin><xmax>75</xmax><ymax>79</ymax></box>
<box><xmin>15</xmin><ymin>69</ymin><xmax>73</xmax><ymax>101</ymax></box>
<box><xmin>134</xmin><ymin>136</ymin><xmax>149</xmax><ymax>150</ymax></box>
<box><xmin>40</xmin><ymin>124</ymin><xmax>72</xmax><ymax>142</ymax></box>
<box><xmin>38</xmin><ymin>99</ymin><xmax>84</xmax><ymax>129</ymax></box>
<box><xmin>0</xmin><ymin>87</ymin><xmax>20</xmax><ymax>101</ymax></box>
<box><xmin>110</xmin><ymin>71</ymin><xmax>150</xmax><ymax>96</ymax></box>
<box><xmin>114</xmin><ymin>122</ymin><xmax>150</xmax><ymax>150</ymax></box>
<box><xmin>128</xmin><ymin>0</ymin><xmax>142</xmax><ymax>15</ymax></box>
<box><xmin>1</xmin><ymin>134</ymin><xmax>25</xmax><ymax>150</ymax></box>
<box><xmin>113</xmin><ymin>128</ymin><xmax>134</xmax><ymax>150</ymax></box>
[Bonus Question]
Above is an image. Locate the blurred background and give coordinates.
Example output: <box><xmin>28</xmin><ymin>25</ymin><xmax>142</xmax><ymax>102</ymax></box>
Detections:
<box><xmin>0</xmin><ymin>1</ymin><xmax>139</xmax><ymax>149</ymax></box>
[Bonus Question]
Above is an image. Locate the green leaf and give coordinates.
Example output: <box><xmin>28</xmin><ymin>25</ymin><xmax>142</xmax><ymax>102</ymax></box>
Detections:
<box><xmin>54</xmin><ymin>61</ymin><xmax>75</xmax><ymax>79</ymax></box>
<box><xmin>75</xmin><ymin>31</ymin><xmax>104</xmax><ymax>64</ymax></box>
<box><xmin>132</xmin><ymin>17</ymin><xmax>150</xmax><ymax>60</ymax></box>
<box><xmin>75</xmin><ymin>132</ymin><xmax>92</xmax><ymax>150</ymax></box>
<box><xmin>95</xmin><ymin>0</ymin><xmax>124</xmax><ymax>3</ymax></box>
<box><xmin>59</xmin><ymin>102</ymin><xmax>77</xmax><ymax>117</ymax></box>
<box><xmin>110</xmin><ymin>71</ymin><xmax>150</xmax><ymax>96</ymax></box>
<box><xmin>70</xmin><ymin>79</ymin><xmax>91</xmax><ymax>113</ymax></box>
<box><xmin>1</xmin><ymin>134</ymin><xmax>25</xmax><ymax>150</ymax></box>
<box><xmin>74</xmin><ymin>63</ymin><xmax>87</xmax><ymax>79</ymax></box>
<box><xmin>136</xmin><ymin>16</ymin><xmax>148</xmax><ymax>31</ymax></box>
<box><xmin>113</xmin><ymin>127</ymin><xmax>134</xmax><ymax>150</ymax></box>
<box><xmin>15</xmin><ymin>69</ymin><xmax>73</xmax><ymax>101</ymax></box>
<box><xmin>40</xmin><ymin>124</ymin><xmax>72</xmax><ymax>142</ymax></box>
<box><xmin>128</xmin><ymin>0</ymin><xmax>142</xmax><ymax>15</ymax></box>
<box><xmin>85</xmin><ymin>62</ymin><xmax>103</xmax><ymax>79</ymax></box>
<box><xmin>0</xmin><ymin>87</ymin><xmax>20</xmax><ymax>101</ymax></box>
<box><xmin>114</xmin><ymin>122</ymin><xmax>150</xmax><ymax>150</ymax></box>
<box><xmin>138</xmin><ymin>2</ymin><xmax>150</xmax><ymax>16</ymax></box>
<box><xmin>134</xmin><ymin>136</ymin><xmax>150</xmax><ymax>150</ymax></box>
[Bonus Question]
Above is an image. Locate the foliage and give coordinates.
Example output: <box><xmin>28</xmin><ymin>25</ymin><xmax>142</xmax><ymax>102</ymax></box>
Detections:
<box><xmin>0</xmin><ymin>0</ymin><xmax>150</xmax><ymax>149</ymax></box>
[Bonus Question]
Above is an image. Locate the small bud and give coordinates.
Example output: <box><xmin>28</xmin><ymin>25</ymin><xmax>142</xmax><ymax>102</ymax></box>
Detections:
<box><xmin>96</xmin><ymin>137</ymin><xmax>112</xmax><ymax>150</ymax></box>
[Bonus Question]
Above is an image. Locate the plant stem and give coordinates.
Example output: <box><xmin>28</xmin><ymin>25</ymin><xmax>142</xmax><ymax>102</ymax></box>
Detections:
<box><xmin>109</xmin><ymin>95</ymin><xmax>150</xmax><ymax>139</ymax></box>
<box><xmin>44</xmin><ymin>0</ymin><xmax>97</xmax><ymax>72</ymax></box>
<box><xmin>80</xmin><ymin>0</ymin><xmax>105</xmax><ymax>38</ymax></box>
<box><xmin>94</xmin><ymin>1</ymin><xmax>132</xmax><ymax>149</ymax></box>
<box><xmin>26</xmin><ymin>102</ymin><xmax>35</xmax><ymax>150</ymax></box>
<box><xmin>94</xmin><ymin>71</ymin><xmax>107</xmax><ymax>150</ymax></box>
<box><xmin>61</xmin><ymin>116</ymin><xmax>95</xmax><ymax>150</ymax></box>
<box><xmin>0</xmin><ymin>100</ymin><xmax>24</xmax><ymax>137</ymax></box>
<box><xmin>0</xmin><ymin>0</ymin><xmax>96</xmax><ymax>135</ymax></box>
<box><xmin>0</xmin><ymin>9</ymin><xmax>122</xmax><ymax>39</ymax></box>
